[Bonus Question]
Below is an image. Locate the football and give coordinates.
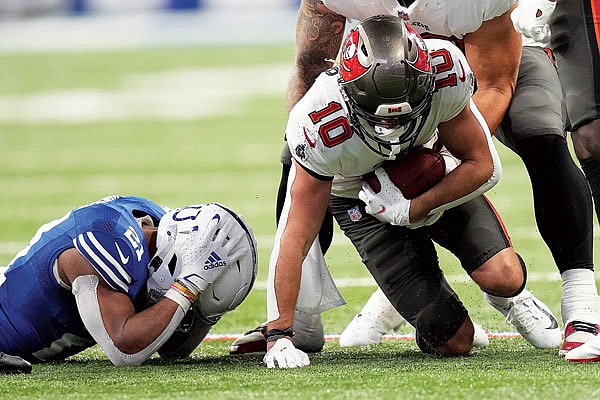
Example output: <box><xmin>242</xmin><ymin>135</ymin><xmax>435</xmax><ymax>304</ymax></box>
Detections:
<box><xmin>363</xmin><ymin>146</ymin><xmax>446</xmax><ymax>199</ymax></box>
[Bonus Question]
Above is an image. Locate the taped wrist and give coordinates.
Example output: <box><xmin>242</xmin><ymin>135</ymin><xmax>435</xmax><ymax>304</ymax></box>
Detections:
<box><xmin>165</xmin><ymin>281</ymin><xmax>197</xmax><ymax>310</ymax></box>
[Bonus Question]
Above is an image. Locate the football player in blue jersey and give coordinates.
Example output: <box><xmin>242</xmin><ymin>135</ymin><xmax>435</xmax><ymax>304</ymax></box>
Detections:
<box><xmin>0</xmin><ymin>195</ymin><xmax>257</xmax><ymax>372</ymax></box>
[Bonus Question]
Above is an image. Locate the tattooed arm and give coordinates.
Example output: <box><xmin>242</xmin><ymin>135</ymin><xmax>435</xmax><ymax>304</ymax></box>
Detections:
<box><xmin>287</xmin><ymin>0</ymin><xmax>346</xmax><ymax>112</ymax></box>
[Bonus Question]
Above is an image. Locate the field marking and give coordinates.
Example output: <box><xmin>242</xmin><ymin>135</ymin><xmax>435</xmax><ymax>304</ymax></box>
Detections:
<box><xmin>2</xmin><ymin>236</ymin><xmax>599</xmax><ymax>287</ymax></box>
<box><xmin>0</xmin><ymin>64</ymin><xmax>290</xmax><ymax>123</ymax></box>
<box><xmin>250</xmin><ymin>271</ymin><xmax>570</xmax><ymax>290</ymax></box>
<box><xmin>205</xmin><ymin>332</ymin><xmax>524</xmax><ymax>342</ymax></box>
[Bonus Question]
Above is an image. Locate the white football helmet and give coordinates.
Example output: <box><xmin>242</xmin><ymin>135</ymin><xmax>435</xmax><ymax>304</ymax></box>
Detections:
<box><xmin>147</xmin><ymin>202</ymin><xmax>258</xmax><ymax>325</ymax></box>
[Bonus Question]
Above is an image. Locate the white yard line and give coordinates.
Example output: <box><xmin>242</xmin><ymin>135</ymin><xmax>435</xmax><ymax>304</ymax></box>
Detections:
<box><xmin>0</xmin><ymin>64</ymin><xmax>291</xmax><ymax>123</ymax></box>
<box><xmin>205</xmin><ymin>332</ymin><xmax>524</xmax><ymax>341</ymax></box>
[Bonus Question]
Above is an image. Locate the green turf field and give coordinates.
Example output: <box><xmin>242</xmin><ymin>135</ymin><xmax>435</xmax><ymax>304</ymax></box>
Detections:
<box><xmin>0</xmin><ymin>44</ymin><xmax>598</xmax><ymax>399</ymax></box>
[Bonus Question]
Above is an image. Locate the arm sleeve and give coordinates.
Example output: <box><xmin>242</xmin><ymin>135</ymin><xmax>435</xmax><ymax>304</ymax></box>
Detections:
<box><xmin>72</xmin><ymin>275</ymin><xmax>187</xmax><ymax>367</ymax></box>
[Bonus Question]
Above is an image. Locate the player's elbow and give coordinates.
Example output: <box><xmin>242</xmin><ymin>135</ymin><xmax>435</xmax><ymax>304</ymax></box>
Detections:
<box><xmin>488</xmin><ymin>156</ymin><xmax>502</xmax><ymax>187</ymax></box>
<box><xmin>104</xmin><ymin>339</ymin><xmax>150</xmax><ymax>367</ymax></box>
<box><xmin>468</xmin><ymin>158</ymin><xmax>495</xmax><ymax>187</ymax></box>
<box><xmin>109</xmin><ymin>355</ymin><xmax>144</xmax><ymax>367</ymax></box>
<box><xmin>105</xmin><ymin>346</ymin><xmax>147</xmax><ymax>367</ymax></box>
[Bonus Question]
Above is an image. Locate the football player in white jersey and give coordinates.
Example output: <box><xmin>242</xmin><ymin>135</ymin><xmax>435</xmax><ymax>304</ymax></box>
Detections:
<box><xmin>0</xmin><ymin>196</ymin><xmax>257</xmax><ymax>371</ymax></box>
<box><xmin>231</xmin><ymin>0</ymin><xmax>570</xmax><ymax>357</ymax></box>
<box><xmin>328</xmin><ymin>0</ymin><xmax>598</xmax><ymax>356</ymax></box>
<box><xmin>260</xmin><ymin>16</ymin><xmax>546</xmax><ymax>369</ymax></box>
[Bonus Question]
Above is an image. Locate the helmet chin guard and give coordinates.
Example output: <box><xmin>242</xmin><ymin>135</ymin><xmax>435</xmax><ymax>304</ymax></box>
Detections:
<box><xmin>147</xmin><ymin>203</ymin><xmax>258</xmax><ymax>325</ymax></box>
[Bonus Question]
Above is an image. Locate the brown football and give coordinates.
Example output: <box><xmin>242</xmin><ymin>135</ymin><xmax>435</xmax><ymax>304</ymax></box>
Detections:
<box><xmin>363</xmin><ymin>146</ymin><xmax>446</xmax><ymax>199</ymax></box>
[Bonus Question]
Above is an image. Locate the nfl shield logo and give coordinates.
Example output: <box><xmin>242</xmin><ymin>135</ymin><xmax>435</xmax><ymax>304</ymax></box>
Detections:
<box><xmin>347</xmin><ymin>206</ymin><xmax>362</xmax><ymax>222</ymax></box>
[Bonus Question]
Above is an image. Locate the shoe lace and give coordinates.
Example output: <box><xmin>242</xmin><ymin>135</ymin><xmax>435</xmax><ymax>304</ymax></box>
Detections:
<box><xmin>505</xmin><ymin>296</ymin><xmax>542</xmax><ymax>333</ymax></box>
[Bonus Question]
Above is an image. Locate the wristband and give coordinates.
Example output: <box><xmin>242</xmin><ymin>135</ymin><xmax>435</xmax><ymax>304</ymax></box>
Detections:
<box><xmin>264</xmin><ymin>327</ymin><xmax>296</xmax><ymax>342</ymax></box>
<box><xmin>173</xmin><ymin>280</ymin><xmax>199</xmax><ymax>303</ymax></box>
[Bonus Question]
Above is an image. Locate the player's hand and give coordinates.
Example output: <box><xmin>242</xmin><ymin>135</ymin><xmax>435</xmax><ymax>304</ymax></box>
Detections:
<box><xmin>510</xmin><ymin>0</ymin><xmax>556</xmax><ymax>45</ymax></box>
<box><xmin>263</xmin><ymin>338</ymin><xmax>310</xmax><ymax>369</ymax></box>
<box><xmin>177</xmin><ymin>214</ymin><xmax>249</xmax><ymax>296</ymax></box>
<box><xmin>406</xmin><ymin>211</ymin><xmax>444</xmax><ymax>229</ymax></box>
<box><xmin>359</xmin><ymin>168</ymin><xmax>412</xmax><ymax>226</ymax></box>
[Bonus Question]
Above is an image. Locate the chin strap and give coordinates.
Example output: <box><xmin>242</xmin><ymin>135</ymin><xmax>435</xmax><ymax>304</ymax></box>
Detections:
<box><xmin>72</xmin><ymin>275</ymin><xmax>187</xmax><ymax>367</ymax></box>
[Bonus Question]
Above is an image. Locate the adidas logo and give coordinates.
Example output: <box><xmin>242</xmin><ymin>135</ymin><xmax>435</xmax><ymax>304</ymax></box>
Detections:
<box><xmin>204</xmin><ymin>251</ymin><xmax>227</xmax><ymax>270</ymax></box>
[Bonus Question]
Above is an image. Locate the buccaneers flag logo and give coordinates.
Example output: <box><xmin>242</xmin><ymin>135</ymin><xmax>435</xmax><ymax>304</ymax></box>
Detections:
<box><xmin>340</xmin><ymin>27</ymin><xmax>371</xmax><ymax>83</ymax></box>
<box><xmin>405</xmin><ymin>24</ymin><xmax>432</xmax><ymax>74</ymax></box>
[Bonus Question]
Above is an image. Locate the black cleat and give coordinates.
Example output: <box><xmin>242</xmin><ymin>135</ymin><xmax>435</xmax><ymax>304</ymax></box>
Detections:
<box><xmin>0</xmin><ymin>352</ymin><xmax>32</xmax><ymax>374</ymax></box>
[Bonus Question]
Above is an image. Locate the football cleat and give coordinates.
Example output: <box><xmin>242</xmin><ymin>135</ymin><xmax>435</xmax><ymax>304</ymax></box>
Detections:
<box><xmin>0</xmin><ymin>353</ymin><xmax>32</xmax><ymax>374</ymax></box>
<box><xmin>564</xmin><ymin>333</ymin><xmax>600</xmax><ymax>362</ymax></box>
<box><xmin>559</xmin><ymin>320</ymin><xmax>600</xmax><ymax>356</ymax></box>
<box><xmin>339</xmin><ymin>312</ymin><xmax>406</xmax><ymax>347</ymax></box>
<box><xmin>228</xmin><ymin>325</ymin><xmax>267</xmax><ymax>356</ymax></box>
<box><xmin>484</xmin><ymin>289</ymin><xmax>562</xmax><ymax>349</ymax></box>
<box><xmin>339</xmin><ymin>288</ymin><xmax>407</xmax><ymax>347</ymax></box>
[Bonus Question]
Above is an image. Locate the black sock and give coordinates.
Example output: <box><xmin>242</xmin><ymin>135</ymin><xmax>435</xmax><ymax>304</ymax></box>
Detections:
<box><xmin>515</xmin><ymin>135</ymin><xmax>594</xmax><ymax>273</ymax></box>
<box><xmin>580</xmin><ymin>157</ymin><xmax>600</xmax><ymax>226</ymax></box>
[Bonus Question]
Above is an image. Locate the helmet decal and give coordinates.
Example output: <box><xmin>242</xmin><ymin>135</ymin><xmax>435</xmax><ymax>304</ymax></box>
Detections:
<box><xmin>340</xmin><ymin>27</ymin><xmax>371</xmax><ymax>83</ymax></box>
<box><xmin>405</xmin><ymin>25</ymin><xmax>432</xmax><ymax>73</ymax></box>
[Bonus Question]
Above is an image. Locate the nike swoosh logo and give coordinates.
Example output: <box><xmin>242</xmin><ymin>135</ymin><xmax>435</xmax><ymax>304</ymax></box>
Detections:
<box><xmin>457</xmin><ymin>60</ymin><xmax>466</xmax><ymax>82</ymax></box>
<box><xmin>303</xmin><ymin>127</ymin><xmax>316</xmax><ymax>148</ymax></box>
<box><xmin>115</xmin><ymin>243</ymin><xmax>129</xmax><ymax>264</ymax></box>
<box><xmin>375</xmin><ymin>205</ymin><xmax>386</xmax><ymax>215</ymax></box>
<box><xmin>533</xmin><ymin>299</ymin><xmax>559</xmax><ymax>330</ymax></box>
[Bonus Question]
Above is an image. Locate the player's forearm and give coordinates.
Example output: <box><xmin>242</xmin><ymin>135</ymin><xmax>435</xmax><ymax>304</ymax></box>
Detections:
<box><xmin>73</xmin><ymin>275</ymin><xmax>187</xmax><ymax>366</ymax></box>
<box><xmin>288</xmin><ymin>0</ymin><xmax>346</xmax><ymax>111</ymax></box>
<box><xmin>465</xmin><ymin>6</ymin><xmax>521</xmax><ymax>132</ymax></box>
<box><xmin>411</xmin><ymin>102</ymin><xmax>501</xmax><ymax>219</ymax></box>
<box><xmin>471</xmin><ymin>88</ymin><xmax>513</xmax><ymax>132</ymax></box>
<box><xmin>267</xmin><ymin>164</ymin><xmax>331</xmax><ymax>330</ymax></box>
<box><xmin>116</xmin><ymin>298</ymin><xmax>182</xmax><ymax>353</ymax></box>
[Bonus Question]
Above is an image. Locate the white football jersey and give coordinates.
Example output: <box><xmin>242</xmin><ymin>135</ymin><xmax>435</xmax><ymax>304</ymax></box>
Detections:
<box><xmin>286</xmin><ymin>39</ymin><xmax>475</xmax><ymax>199</ymax></box>
<box><xmin>321</xmin><ymin>0</ymin><xmax>543</xmax><ymax>47</ymax></box>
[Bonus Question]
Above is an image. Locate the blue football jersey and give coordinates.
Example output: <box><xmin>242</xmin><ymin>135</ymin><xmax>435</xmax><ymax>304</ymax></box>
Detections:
<box><xmin>0</xmin><ymin>195</ymin><xmax>166</xmax><ymax>362</ymax></box>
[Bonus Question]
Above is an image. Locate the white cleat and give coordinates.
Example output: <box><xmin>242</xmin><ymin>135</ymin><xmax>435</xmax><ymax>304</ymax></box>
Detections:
<box><xmin>559</xmin><ymin>320</ymin><xmax>600</xmax><ymax>357</ymax></box>
<box><xmin>484</xmin><ymin>289</ymin><xmax>562</xmax><ymax>349</ymax></box>
<box><xmin>339</xmin><ymin>288</ymin><xmax>406</xmax><ymax>347</ymax></box>
<box><xmin>565</xmin><ymin>332</ymin><xmax>600</xmax><ymax>362</ymax></box>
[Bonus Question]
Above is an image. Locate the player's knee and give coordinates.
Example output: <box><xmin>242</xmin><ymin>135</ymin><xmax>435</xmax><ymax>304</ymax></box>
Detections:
<box><xmin>470</xmin><ymin>249</ymin><xmax>526</xmax><ymax>297</ymax></box>
<box><xmin>573</xmin><ymin>120</ymin><xmax>600</xmax><ymax>159</ymax></box>
<box><xmin>414</xmin><ymin>294</ymin><xmax>470</xmax><ymax>356</ymax></box>
<box><xmin>292</xmin><ymin>311</ymin><xmax>325</xmax><ymax>353</ymax></box>
<box><xmin>435</xmin><ymin>317</ymin><xmax>474</xmax><ymax>356</ymax></box>
<box><xmin>417</xmin><ymin>316</ymin><xmax>473</xmax><ymax>357</ymax></box>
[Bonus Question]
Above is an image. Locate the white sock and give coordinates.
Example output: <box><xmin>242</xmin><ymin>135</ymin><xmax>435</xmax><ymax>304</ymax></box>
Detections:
<box><xmin>561</xmin><ymin>269</ymin><xmax>600</xmax><ymax>325</ymax></box>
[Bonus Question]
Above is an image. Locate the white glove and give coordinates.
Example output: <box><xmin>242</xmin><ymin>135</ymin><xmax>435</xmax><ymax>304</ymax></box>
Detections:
<box><xmin>177</xmin><ymin>216</ymin><xmax>248</xmax><ymax>296</ymax></box>
<box><xmin>263</xmin><ymin>338</ymin><xmax>310</xmax><ymax>369</ymax></box>
<box><xmin>358</xmin><ymin>167</ymin><xmax>412</xmax><ymax>226</ymax></box>
<box><xmin>510</xmin><ymin>0</ymin><xmax>556</xmax><ymax>45</ymax></box>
